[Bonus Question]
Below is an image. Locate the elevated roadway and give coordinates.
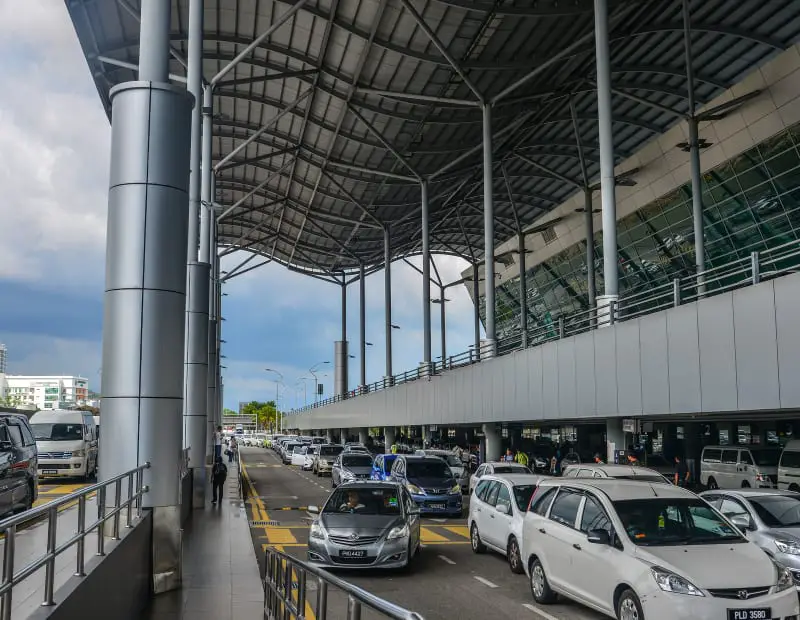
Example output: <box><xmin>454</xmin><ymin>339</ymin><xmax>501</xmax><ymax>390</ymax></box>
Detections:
<box><xmin>239</xmin><ymin>446</ymin><xmax>605</xmax><ymax>620</ymax></box>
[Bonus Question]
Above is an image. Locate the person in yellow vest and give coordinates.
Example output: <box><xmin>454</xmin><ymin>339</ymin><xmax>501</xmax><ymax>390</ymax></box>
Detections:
<box><xmin>515</xmin><ymin>450</ymin><xmax>529</xmax><ymax>467</ymax></box>
<box><xmin>391</xmin><ymin>444</ymin><xmax>398</xmax><ymax>454</ymax></box>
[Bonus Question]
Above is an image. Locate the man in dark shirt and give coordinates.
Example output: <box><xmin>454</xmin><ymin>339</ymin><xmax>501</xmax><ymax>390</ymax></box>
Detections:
<box><xmin>674</xmin><ymin>455</ymin><xmax>689</xmax><ymax>487</ymax></box>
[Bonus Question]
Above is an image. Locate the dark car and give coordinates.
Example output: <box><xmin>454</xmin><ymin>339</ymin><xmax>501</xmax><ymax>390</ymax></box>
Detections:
<box><xmin>0</xmin><ymin>414</ymin><xmax>38</xmax><ymax>514</ymax></box>
<box><xmin>332</xmin><ymin>453</ymin><xmax>374</xmax><ymax>488</ymax></box>
<box><xmin>390</xmin><ymin>455</ymin><xmax>463</xmax><ymax>517</ymax></box>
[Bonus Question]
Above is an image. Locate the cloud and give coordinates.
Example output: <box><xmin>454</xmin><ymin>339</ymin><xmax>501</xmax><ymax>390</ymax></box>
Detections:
<box><xmin>0</xmin><ymin>333</ymin><xmax>101</xmax><ymax>383</ymax></box>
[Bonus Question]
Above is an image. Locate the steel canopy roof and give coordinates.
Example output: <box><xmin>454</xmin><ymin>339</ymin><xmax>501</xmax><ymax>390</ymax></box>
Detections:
<box><xmin>68</xmin><ymin>0</ymin><xmax>800</xmax><ymax>279</ymax></box>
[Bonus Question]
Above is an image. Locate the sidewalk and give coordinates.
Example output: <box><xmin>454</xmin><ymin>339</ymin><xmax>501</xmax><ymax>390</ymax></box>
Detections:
<box><xmin>144</xmin><ymin>460</ymin><xmax>263</xmax><ymax>620</ymax></box>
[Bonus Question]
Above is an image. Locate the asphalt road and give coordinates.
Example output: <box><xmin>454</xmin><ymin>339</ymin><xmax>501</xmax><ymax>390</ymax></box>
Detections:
<box><xmin>239</xmin><ymin>446</ymin><xmax>606</xmax><ymax>620</ymax></box>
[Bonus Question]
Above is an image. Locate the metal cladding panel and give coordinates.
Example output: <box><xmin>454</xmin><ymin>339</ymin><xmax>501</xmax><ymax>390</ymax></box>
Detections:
<box><xmin>142</xmin><ymin>185</ymin><xmax>189</xmax><ymax>294</ymax></box>
<box><xmin>666</xmin><ymin>304</ymin><xmax>701</xmax><ymax>414</ymax></box>
<box><xmin>105</xmin><ymin>185</ymin><xmax>147</xmax><ymax>290</ymax></box>
<box><xmin>639</xmin><ymin>312</ymin><xmax>671</xmax><ymax>414</ymax></box>
<box><xmin>594</xmin><ymin>327</ymin><xmax>618</xmax><ymax>417</ymax></box>
<box><xmin>503</xmin><ymin>352</ymin><xmax>522</xmax><ymax>420</ymax></box>
<box><xmin>139</xmin><ymin>399</ymin><xmax>183</xmax><ymax>507</ymax></box>
<box><xmin>472</xmin><ymin>362</ymin><xmax>486</xmax><ymax>422</ymax></box>
<box><xmin>697</xmin><ymin>294</ymin><xmax>738</xmax><ymax>413</ymax></box>
<box><xmin>513</xmin><ymin>350</ymin><xmax>530</xmax><ymax>420</ymax></box>
<box><xmin>541</xmin><ymin>342</ymin><xmax>559</xmax><ymax>418</ymax></box>
<box><xmin>483</xmin><ymin>361</ymin><xmax>498</xmax><ymax>422</ymax></box>
<box><xmin>527</xmin><ymin>346</ymin><xmax>545</xmax><ymax>420</ymax></box>
<box><xmin>557</xmin><ymin>339</ymin><xmax>577</xmax><ymax>419</ymax></box>
<box><xmin>734</xmin><ymin>282</ymin><xmax>781</xmax><ymax>411</ymax></box>
<box><xmin>494</xmin><ymin>356</ymin><xmax>511</xmax><ymax>421</ymax></box>
<box><xmin>615</xmin><ymin>320</ymin><xmax>643</xmax><ymax>416</ymax></box>
<box><xmin>102</xmin><ymin>289</ymin><xmax>144</xmax><ymax>398</ymax></box>
<box><xmin>140</xmin><ymin>291</ymin><xmax>186</xmax><ymax>398</ymax></box>
<box><xmin>574</xmin><ymin>332</ymin><xmax>596</xmax><ymax>418</ymax></box>
<box><xmin>775</xmin><ymin>274</ymin><xmax>800</xmax><ymax>408</ymax></box>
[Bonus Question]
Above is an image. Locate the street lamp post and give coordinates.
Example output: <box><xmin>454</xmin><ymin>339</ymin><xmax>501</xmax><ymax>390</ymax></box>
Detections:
<box><xmin>308</xmin><ymin>361</ymin><xmax>330</xmax><ymax>403</ymax></box>
<box><xmin>264</xmin><ymin>368</ymin><xmax>284</xmax><ymax>432</ymax></box>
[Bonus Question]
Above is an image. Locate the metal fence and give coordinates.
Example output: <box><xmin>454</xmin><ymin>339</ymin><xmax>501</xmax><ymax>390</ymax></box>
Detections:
<box><xmin>290</xmin><ymin>239</ymin><xmax>800</xmax><ymax>414</ymax></box>
<box><xmin>264</xmin><ymin>546</ymin><xmax>424</xmax><ymax>620</ymax></box>
<box><xmin>0</xmin><ymin>463</ymin><xmax>150</xmax><ymax>619</ymax></box>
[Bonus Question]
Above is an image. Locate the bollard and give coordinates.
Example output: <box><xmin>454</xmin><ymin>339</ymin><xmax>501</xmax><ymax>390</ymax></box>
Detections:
<box><xmin>1</xmin><ymin>525</ymin><xmax>16</xmax><ymax>620</ymax></box>
<box><xmin>42</xmin><ymin>507</ymin><xmax>58</xmax><ymax>606</ymax></box>
<box><xmin>75</xmin><ymin>496</ymin><xmax>86</xmax><ymax>576</ymax></box>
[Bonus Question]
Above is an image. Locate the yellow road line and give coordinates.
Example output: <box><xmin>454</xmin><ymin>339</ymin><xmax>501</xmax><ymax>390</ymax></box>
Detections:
<box><xmin>421</xmin><ymin>526</ymin><xmax>450</xmax><ymax>543</ymax></box>
<box><xmin>443</xmin><ymin>525</ymin><xmax>470</xmax><ymax>539</ymax></box>
<box><xmin>241</xmin><ymin>461</ymin><xmax>269</xmax><ymax>522</ymax></box>
<box><xmin>265</xmin><ymin>527</ymin><xmax>298</xmax><ymax>544</ymax></box>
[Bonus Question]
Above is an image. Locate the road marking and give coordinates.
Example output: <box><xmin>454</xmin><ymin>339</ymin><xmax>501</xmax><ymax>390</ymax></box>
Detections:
<box><xmin>430</xmin><ymin>518</ymin><xmax>447</xmax><ymax>523</ymax></box>
<box><xmin>421</xmin><ymin>527</ymin><xmax>449</xmax><ymax>543</ymax></box>
<box><xmin>473</xmin><ymin>576</ymin><xmax>499</xmax><ymax>588</ymax></box>
<box><xmin>437</xmin><ymin>554</ymin><xmax>456</xmax><ymax>565</ymax></box>
<box><xmin>522</xmin><ymin>603</ymin><xmax>560</xmax><ymax>620</ymax></box>
<box><xmin>443</xmin><ymin>525</ymin><xmax>470</xmax><ymax>539</ymax></box>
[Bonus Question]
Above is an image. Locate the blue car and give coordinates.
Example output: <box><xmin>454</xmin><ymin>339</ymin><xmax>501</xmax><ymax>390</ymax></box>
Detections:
<box><xmin>372</xmin><ymin>454</ymin><xmax>399</xmax><ymax>481</ymax></box>
<box><xmin>390</xmin><ymin>455</ymin><xmax>463</xmax><ymax>517</ymax></box>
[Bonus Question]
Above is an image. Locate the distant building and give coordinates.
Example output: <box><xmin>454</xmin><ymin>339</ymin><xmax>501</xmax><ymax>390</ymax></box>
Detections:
<box><xmin>3</xmin><ymin>375</ymin><xmax>90</xmax><ymax>410</ymax></box>
<box><xmin>0</xmin><ymin>344</ymin><xmax>6</xmax><ymax>374</ymax></box>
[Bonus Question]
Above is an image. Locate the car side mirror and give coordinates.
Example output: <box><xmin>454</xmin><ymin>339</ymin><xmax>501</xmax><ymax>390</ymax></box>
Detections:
<box><xmin>730</xmin><ymin>514</ymin><xmax>753</xmax><ymax>531</ymax></box>
<box><xmin>495</xmin><ymin>503</ymin><xmax>509</xmax><ymax>515</ymax></box>
<box><xmin>587</xmin><ymin>529</ymin><xmax>611</xmax><ymax>545</ymax></box>
<box><xmin>307</xmin><ymin>505</ymin><xmax>319</xmax><ymax>514</ymax></box>
<box><xmin>0</xmin><ymin>441</ymin><xmax>12</xmax><ymax>452</ymax></box>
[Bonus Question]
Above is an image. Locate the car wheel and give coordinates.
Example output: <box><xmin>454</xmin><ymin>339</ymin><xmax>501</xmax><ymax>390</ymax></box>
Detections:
<box><xmin>706</xmin><ymin>477</ymin><xmax>718</xmax><ymax>490</ymax></box>
<box><xmin>470</xmin><ymin>523</ymin><xmax>486</xmax><ymax>553</ymax></box>
<box><xmin>530</xmin><ymin>558</ymin><xmax>556</xmax><ymax>604</ymax></box>
<box><xmin>616</xmin><ymin>588</ymin><xmax>644</xmax><ymax>620</ymax></box>
<box><xmin>790</xmin><ymin>484</ymin><xmax>800</xmax><ymax>492</ymax></box>
<box><xmin>331</xmin><ymin>476</ymin><xmax>337</xmax><ymax>488</ymax></box>
<box><xmin>507</xmin><ymin>537</ymin><xmax>524</xmax><ymax>574</ymax></box>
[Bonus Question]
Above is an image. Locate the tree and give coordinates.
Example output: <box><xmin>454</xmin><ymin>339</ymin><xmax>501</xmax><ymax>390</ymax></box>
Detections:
<box><xmin>240</xmin><ymin>400</ymin><xmax>278</xmax><ymax>431</ymax></box>
<box><xmin>0</xmin><ymin>393</ymin><xmax>23</xmax><ymax>408</ymax></box>
<box><xmin>223</xmin><ymin>407</ymin><xmax>237</xmax><ymax>417</ymax></box>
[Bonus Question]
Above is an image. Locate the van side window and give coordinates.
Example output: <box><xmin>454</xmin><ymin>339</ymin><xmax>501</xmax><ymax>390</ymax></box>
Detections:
<box><xmin>6</xmin><ymin>424</ymin><xmax>23</xmax><ymax>447</ymax></box>
<box><xmin>781</xmin><ymin>450</ymin><xmax>800</xmax><ymax>469</ymax></box>
<box><xmin>703</xmin><ymin>449</ymin><xmax>722</xmax><ymax>463</ymax></box>
<box><xmin>740</xmin><ymin>452</ymin><xmax>753</xmax><ymax>466</ymax></box>
<box><xmin>20</xmin><ymin>423</ymin><xmax>35</xmax><ymax>447</ymax></box>
<box><xmin>580</xmin><ymin>495</ymin><xmax>613</xmax><ymax>535</ymax></box>
<box><xmin>0</xmin><ymin>425</ymin><xmax>10</xmax><ymax>443</ymax></box>
<box><xmin>721</xmin><ymin>450</ymin><xmax>738</xmax><ymax>464</ymax></box>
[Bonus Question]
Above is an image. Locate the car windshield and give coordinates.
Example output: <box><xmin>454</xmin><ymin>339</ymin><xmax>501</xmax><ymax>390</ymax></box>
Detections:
<box><xmin>513</xmin><ymin>485</ymin><xmax>536</xmax><ymax>512</ymax></box>
<box><xmin>342</xmin><ymin>455</ymin><xmax>374</xmax><ymax>468</ymax></box>
<box><xmin>31</xmin><ymin>423</ymin><xmax>83</xmax><ymax>441</ymax></box>
<box><xmin>613</xmin><ymin>498</ymin><xmax>743</xmax><ymax>546</ymax></box>
<box><xmin>751</xmin><ymin>450</ymin><xmax>780</xmax><ymax>467</ymax></box>
<box><xmin>323</xmin><ymin>488</ymin><xmax>402</xmax><ymax>515</ymax></box>
<box><xmin>407</xmin><ymin>461</ymin><xmax>451</xmax><ymax>479</ymax></box>
<box><xmin>748</xmin><ymin>495</ymin><xmax>800</xmax><ymax>527</ymax></box>
<box><xmin>293</xmin><ymin>447</ymin><xmax>306</xmax><ymax>454</ymax></box>
<box><xmin>493</xmin><ymin>465</ymin><xmax>531</xmax><ymax>474</ymax></box>
<box><xmin>320</xmin><ymin>446</ymin><xmax>344</xmax><ymax>456</ymax></box>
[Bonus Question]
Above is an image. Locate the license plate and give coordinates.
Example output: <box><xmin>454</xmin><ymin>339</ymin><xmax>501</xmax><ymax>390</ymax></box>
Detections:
<box><xmin>339</xmin><ymin>549</ymin><xmax>366</xmax><ymax>558</ymax></box>
<box><xmin>428</xmin><ymin>503</ymin><xmax>446</xmax><ymax>510</ymax></box>
<box><xmin>727</xmin><ymin>609</ymin><xmax>771</xmax><ymax>620</ymax></box>
<box><xmin>42</xmin><ymin>470</ymin><xmax>58</xmax><ymax>476</ymax></box>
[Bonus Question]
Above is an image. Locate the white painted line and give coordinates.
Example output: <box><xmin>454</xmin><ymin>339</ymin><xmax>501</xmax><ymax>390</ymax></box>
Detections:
<box><xmin>430</xmin><ymin>518</ymin><xmax>447</xmax><ymax>523</ymax></box>
<box><xmin>473</xmin><ymin>576</ymin><xmax>499</xmax><ymax>589</ymax></box>
<box><xmin>522</xmin><ymin>603</ymin><xmax>560</xmax><ymax>620</ymax></box>
<box><xmin>437</xmin><ymin>554</ymin><xmax>456</xmax><ymax>565</ymax></box>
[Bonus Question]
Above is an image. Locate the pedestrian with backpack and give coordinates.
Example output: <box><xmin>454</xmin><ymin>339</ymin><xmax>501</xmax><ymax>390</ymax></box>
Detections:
<box><xmin>211</xmin><ymin>456</ymin><xmax>228</xmax><ymax>505</ymax></box>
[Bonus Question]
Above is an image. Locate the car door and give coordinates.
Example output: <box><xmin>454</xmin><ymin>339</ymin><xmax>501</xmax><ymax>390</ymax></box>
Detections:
<box><xmin>474</xmin><ymin>481</ymin><xmax>500</xmax><ymax>543</ymax></box>
<box><xmin>484</xmin><ymin>481</ymin><xmax>514</xmax><ymax>549</ymax></box>
<box><xmin>720</xmin><ymin>449</ymin><xmax>738</xmax><ymax>487</ymax></box>
<box><xmin>0</xmin><ymin>423</ymin><xmax>14</xmax><ymax>515</ymax></box>
<box><xmin>403</xmin><ymin>488</ymin><xmax>421</xmax><ymax>551</ymax></box>
<box><xmin>471</xmin><ymin>464</ymin><xmax>486</xmax><ymax>493</ymax></box>
<box><xmin>539</xmin><ymin>487</ymin><xmax>585</xmax><ymax>595</ymax></box>
<box><xmin>570</xmin><ymin>492</ymin><xmax>620</xmax><ymax>614</ymax></box>
<box><xmin>5</xmin><ymin>421</ymin><xmax>27</xmax><ymax>506</ymax></box>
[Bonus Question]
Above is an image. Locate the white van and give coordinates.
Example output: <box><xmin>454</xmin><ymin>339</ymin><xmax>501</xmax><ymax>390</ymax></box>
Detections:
<box><xmin>29</xmin><ymin>409</ymin><xmax>98</xmax><ymax>480</ymax></box>
<box><xmin>778</xmin><ymin>440</ymin><xmax>800</xmax><ymax>491</ymax></box>
<box><xmin>700</xmin><ymin>445</ymin><xmax>780</xmax><ymax>489</ymax></box>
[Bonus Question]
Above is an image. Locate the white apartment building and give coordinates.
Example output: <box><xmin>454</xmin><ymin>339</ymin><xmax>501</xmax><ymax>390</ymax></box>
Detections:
<box><xmin>3</xmin><ymin>375</ymin><xmax>90</xmax><ymax>410</ymax></box>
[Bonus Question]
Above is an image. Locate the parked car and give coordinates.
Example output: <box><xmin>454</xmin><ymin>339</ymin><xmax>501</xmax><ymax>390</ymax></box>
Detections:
<box><xmin>701</xmin><ymin>488</ymin><xmax>800</xmax><ymax>587</ymax></box>
<box><xmin>306</xmin><ymin>481</ymin><xmax>421</xmax><ymax>570</ymax></box>
<box><xmin>701</xmin><ymin>445</ymin><xmax>780</xmax><ymax>489</ymax></box>
<box><xmin>30</xmin><ymin>409</ymin><xmax>98</xmax><ymax>481</ymax></box>
<box><xmin>313</xmin><ymin>444</ymin><xmax>344</xmax><ymax>477</ymax></box>
<box><xmin>0</xmin><ymin>413</ymin><xmax>38</xmax><ymax>513</ymax></box>
<box><xmin>469</xmin><ymin>473</ymin><xmax>541</xmax><ymax>573</ymax></box>
<box><xmin>415</xmin><ymin>449</ymin><xmax>469</xmax><ymax>493</ymax></box>
<box><xmin>291</xmin><ymin>445</ymin><xmax>308</xmax><ymax>467</ymax></box>
<box><xmin>469</xmin><ymin>461</ymin><xmax>532</xmax><ymax>494</ymax></box>
<box><xmin>281</xmin><ymin>441</ymin><xmax>302</xmax><ymax>464</ymax></box>
<box><xmin>331</xmin><ymin>453</ymin><xmax>374</xmax><ymax>487</ymax></box>
<box><xmin>562</xmin><ymin>463</ymin><xmax>671</xmax><ymax>484</ymax></box>
<box><xmin>302</xmin><ymin>445</ymin><xmax>319</xmax><ymax>471</ymax></box>
<box><xmin>778</xmin><ymin>440</ymin><xmax>800</xmax><ymax>491</ymax></box>
<box><xmin>390</xmin><ymin>455</ymin><xmax>463</xmax><ymax>517</ymax></box>
<box><xmin>522</xmin><ymin>478</ymin><xmax>799</xmax><ymax>619</ymax></box>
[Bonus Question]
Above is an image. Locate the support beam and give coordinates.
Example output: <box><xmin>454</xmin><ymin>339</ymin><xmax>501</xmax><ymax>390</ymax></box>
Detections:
<box><xmin>584</xmin><ymin>188</ymin><xmax>597</xmax><ymax>310</ymax></box>
<box><xmin>517</xmin><ymin>233</ymin><xmax>528</xmax><ymax>348</ymax></box>
<box><xmin>221</xmin><ymin>258</ymin><xmax>271</xmax><ymax>281</ymax></box>
<box><xmin>356</xmin><ymin>88</ymin><xmax>479</xmax><ymax>107</ymax></box>
<box><xmin>216</xmin><ymin>159</ymin><xmax>295</xmax><ymax>221</ymax></box>
<box><xmin>482</xmin><ymin>104</ymin><xmax>496</xmax><ymax>354</ymax></box>
<box><xmin>97</xmin><ymin>56</ymin><xmax>187</xmax><ymax>83</ymax></box>
<box><xmin>384</xmin><ymin>227</ymin><xmax>393</xmax><ymax>380</ymax></box>
<box><xmin>359</xmin><ymin>263</ymin><xmax>367</xmax><ymax>388</ymax></box>
<box><xmin>347</xmin><ymin>104</ymin><xmax>420</xmax><ymax>179</ymax></box>
<box><xmin>199</xmin><ymin>85</ymin><xmax>213</xmax><ymax>264</ymax></box>
<box><xmin>472</xmin><ymin>263</ymin><xmax>481</xmax><ymax>361</ymax></box>
<box><xmin>421</xmin><ymin>181</ymin><xmax>432</xmax><ymax>368</ymax></box>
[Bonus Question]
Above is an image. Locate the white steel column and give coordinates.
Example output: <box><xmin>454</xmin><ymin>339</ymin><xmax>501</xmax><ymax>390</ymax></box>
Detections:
<box><xmin>584</xmin><ymin>188</ymin><xmax>597</xmax><ymax>310</ymax></box>
<box><xmin>594</xmin><ymin>0</ymin><xmax>619</xmax><ymax>314</ymax></box>
<box><xmin>99</xmin><ymin>0</ymin><xmax>190</xmax><ymax>593</ymax></box>
<box><xmin>482</xmin><ymin>104</ymin><xmax>496</xmax><ymax>356</ymax></box>
<box><xmin>384</xmin><ymin>228</ymin><xmax>393</xmax><ymax>382</ymax></box>
<box><xmin>517</xmin><ymin>233</ymin><xmax>528</xmax><ymax>348</ymax></box>
<box><xmin>421</xmin><ymin>181</ymin><xmax>431</xmax><ymax>372</ymax></box>
<box><xmin>472</xmin><ymin>263</ymin><xmax>481</xmax><ymax>361</ymax></box>
<box><xmin>359</xmin><ymin>264</ymin><xmax>366</xmax><ymax>390</ymax></box>
<box><xmin>183</xmin><ymin>0</ymin><xmax>209</xmax><ymax>510</ymax></box>
<box><xmin>334</xmin><ymin>282</ymin><xmax>348</xmax><ymax>398</ymax></box>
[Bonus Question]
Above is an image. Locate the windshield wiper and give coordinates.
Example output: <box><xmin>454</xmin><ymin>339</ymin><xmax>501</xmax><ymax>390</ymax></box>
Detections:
<box><xmin>683</xmin><ymin>535</ymin><xmax>743</xmax><ymax>544</ymax></box>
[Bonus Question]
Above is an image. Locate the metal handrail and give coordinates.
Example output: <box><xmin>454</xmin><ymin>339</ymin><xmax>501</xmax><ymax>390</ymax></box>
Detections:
<box><xmin>263</xmin><ymin>546</ymin><xmax>424</xmax><ymax>620</ymax></box>
<box><xmin>286</xmin><ymin>240</ymin><xmax>800</xmax><ymax>416</ymax></box>
<box><xmin>0</xmin><ymin>462</ymin><xmax>150</xmax><ymax>619</ymax></box>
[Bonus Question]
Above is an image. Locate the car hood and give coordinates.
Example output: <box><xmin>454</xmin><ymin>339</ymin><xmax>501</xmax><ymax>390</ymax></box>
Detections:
<box><xmin>320</xmin><ymin>513</ymin><xmax>403</xmax><ymax>536</ymax></box>
<box><xmin>450</xmin><ymin>466</ymin><xmax>466</xmax><ymax>478</ymax></box>
<box><xmin>635</xmin><ymin>542</ymin><xmax>776</xmax><ymax>589</ymax></box>
<box><xmin>761</xmin><ymin>527</ymin><xmax>800</xmax><ymax>541</ymax></box>
<box><xmin>342</xmin><ymin>465</ymin><xmax>373</xmax><ymax>476</ymax></box>
<box><xmin>407</xmin><ymin>475</ymin><xmax>456</xmax><ymax>489</ymax></box>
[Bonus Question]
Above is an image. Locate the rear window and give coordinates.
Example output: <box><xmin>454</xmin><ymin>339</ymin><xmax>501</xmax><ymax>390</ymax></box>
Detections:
<box><xmin>342</xmin><ymin>454</ymin><xmax>374</xmax><ymax>468</ymax></box>
<box><xmin>493</xmin><ymin>465</ymin><xmax>532</xmax><ymax>474</ymax></box>
<box><xmin>703</xmin><ymin>449</ymin><xmax>722</xmax><ymax>462</ymax></box>
<box><xmin>407</xmin><ymin>460</ymin><xmax>451</xmax><ymax>479</ymax></box>
<box><xmin>320</xmin><ymin>446</ymin><xmax>344</xmax><ymax>456</ymax></box>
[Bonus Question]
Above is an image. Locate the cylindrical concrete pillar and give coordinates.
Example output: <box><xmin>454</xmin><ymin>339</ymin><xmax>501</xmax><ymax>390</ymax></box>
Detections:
<box><xmin>326</xmin><ymin>429</ymin><xmax>334</xmax><ymax>444</ymax></box>
<box><xmin>334</xmin><ymin>341</ymin><xmax>348</xmax><ymax>398</ymax></box>
<box><xmin>482</xmin><ymin>423</ymin><xmax>501</xmax><ymax>463</ymax></box>
<box><xmin>358</xmin><ymin>428</ymin><xmax>368</xmax><ymax>446</ymax></box>
<box><xmin>340</xmin><ymin>429</ymin><xmax>348</xmax><ymax>445</ymax></box>
<box><xmin>384</xmin><ymin>427</ymin><xmax>396</xmax><ymax>449</ymax></box>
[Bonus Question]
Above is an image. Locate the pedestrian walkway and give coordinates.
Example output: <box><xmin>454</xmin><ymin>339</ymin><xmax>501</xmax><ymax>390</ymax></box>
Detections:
<box><xmin>143</xmin><ymin>461</ymin><xmax>263</xmax><ymax>620</ymax></box>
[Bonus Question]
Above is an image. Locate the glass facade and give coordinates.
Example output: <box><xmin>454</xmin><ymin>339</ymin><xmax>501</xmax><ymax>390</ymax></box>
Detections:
<box><xmin>484</xmin><ymin>123</ymin><xmax>800</xmax><ymax>341</ymax></box>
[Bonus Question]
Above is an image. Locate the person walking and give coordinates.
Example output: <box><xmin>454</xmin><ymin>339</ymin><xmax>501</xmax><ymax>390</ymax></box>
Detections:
<box><xmin>211</xmin><ymin>456</ymin><xmax>228</xmax><ymax>505</ymax></box>
<box><xmin>213</xmin><ymin>426</ymin><xmax>223</xmax><ymax>461</ymax></box>
<box><xmin>674</xmin><ymin>455</ymin><xmax>690</xmax><ymax>488</ymax></box>
<box><xmin>228</xmin><ymin>435</ymin><xmax>238</xmax><ymax>463</ymax></box>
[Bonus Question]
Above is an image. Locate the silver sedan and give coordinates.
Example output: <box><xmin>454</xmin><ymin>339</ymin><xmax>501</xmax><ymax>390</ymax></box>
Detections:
<box><xmin>306</xmin><ymin>481</ymin><xmax>421</xmax><ymax>570</ymax></box>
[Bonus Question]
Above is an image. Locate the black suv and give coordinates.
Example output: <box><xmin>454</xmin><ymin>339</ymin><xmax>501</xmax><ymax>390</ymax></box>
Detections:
<box><xmin>0</xmin><ymin>414</ymin><xmax>38</xmax><ymax>514</ymax></box>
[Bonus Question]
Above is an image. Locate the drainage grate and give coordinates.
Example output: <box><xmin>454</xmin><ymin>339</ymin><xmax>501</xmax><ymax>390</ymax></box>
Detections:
<box><xmin>250</xmin><ymin>520</ymin><xmax>280</xmax><ymax>527</ymax></box>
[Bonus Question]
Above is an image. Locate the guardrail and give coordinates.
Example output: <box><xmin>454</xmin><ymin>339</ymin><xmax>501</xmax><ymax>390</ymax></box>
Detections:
<box><xmin>0</xmin><ymin>463</ymin><xmax>150</xmax><ymax>619</ymax></box>
<box><xmin>264</xmin><ymin>546</ymin><xmax>424</xmax><ymax>620</ymax></box>
<box><xmin>288</xmin><ymin>239</ymin><xmax>800</xmax><ymax>415</ymax></box>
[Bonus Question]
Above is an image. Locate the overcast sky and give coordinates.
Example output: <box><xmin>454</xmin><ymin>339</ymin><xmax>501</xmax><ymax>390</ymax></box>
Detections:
<box><xmin>0</xmin><ymin>0</ymin><xmax>481</xmax><ymax>411</ymax></box>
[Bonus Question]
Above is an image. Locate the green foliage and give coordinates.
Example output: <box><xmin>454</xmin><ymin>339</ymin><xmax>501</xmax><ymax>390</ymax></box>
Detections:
<box><xmin>240</xmin><ymin>400</ymin><xmax>278</xmax><ymax>431</ymax></box>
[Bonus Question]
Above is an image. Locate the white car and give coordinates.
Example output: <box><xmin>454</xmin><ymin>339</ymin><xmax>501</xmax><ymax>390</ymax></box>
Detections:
<box><xmin>522</xmin><ymin>478</ymin><xmax>799</xmax><ymax>620</ymax></box>
<box><xmin>302</xmin><ymin>445</ymin><xmax>319</xmax><ymax>471</ymax></box>
<box><xmin>469</xmin><ymin>473</ymin><xmax>541</xmax><ymax>573</ymax></box>
<box><xmin>291</xmin><ymin>445</ymin><xmax>308</xmax><ymax>467</ymax></box>
<box><xmin>562</xmin><ymin>463</ymin><xmax>671</xmax><ymax>484</ymax></box>
<box><xmin>469</xmin><ymin>461</ymin><xmax>532</xmax><ymax>494</ymax></box>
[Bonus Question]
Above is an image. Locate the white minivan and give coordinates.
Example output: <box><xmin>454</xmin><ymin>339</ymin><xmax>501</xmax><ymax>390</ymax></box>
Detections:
<box><xmin>778</xmin><ymin>440</ymin><xmax>800</xmax><ymax>491</ymax></box>
<box><xmin>30</xmin><ymin>409</ymin><xmax>98</xmax><ymax>480</ymax></box>
<box><xmin>700</xmin><ymin>445</ymin><xmax>780</xmax><ymax>490</ymax></box>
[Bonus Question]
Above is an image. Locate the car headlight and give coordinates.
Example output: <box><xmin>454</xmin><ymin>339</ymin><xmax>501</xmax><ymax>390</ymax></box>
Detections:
<box><xmin>387</xmin><ymin>524</ymin><xmax>409</xmax><ymax>540</ymax></box>
<box><xmin>775</xmin><ymin>539</ymin><xmax>800</xmax><ymax>556</ymax></box>
<box><xmin>72</xmin><ymin>450</ymin><xmax>85</xmax><ymax>458</ymax></box>
<box><xmin>651</xmin><ymin>567</ymin><xmax>704</xmax><ymax>597</ymax></box>
<box><xmin>774</xmin><ymin>560</ymin><xmax>794</xmax><ymax>592</ymax></box>
<box><xmin>450</xmin><ymin>484</ymin><xmax>461</xmax><ymax>494</ymax></box>
<box><xmin>310</xmin><ymin>522</ymin><xmax>326</xmax><ymax>540</ymax></box>
<box><xmin>406</xmin><ymin>483</ymin><xmax>422</xmax><ymax>495</ymax></box>
<box><xmin>340</xmin><ymin>471</ymin><xmax>355</xmax><ymax>480</ymax></box>
<box><xmin>319</xmin><ymin>459</ymin><xmax>328</xmax><ymax>466</ymax></box>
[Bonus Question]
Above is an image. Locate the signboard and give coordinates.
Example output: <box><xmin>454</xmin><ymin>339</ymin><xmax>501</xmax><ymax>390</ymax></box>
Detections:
<box><xmin>622</xmin><ymin>418</ymin><xmax>637</xmax><ymax>433</ymax></box>
<box><xmin>317</xmin><ymin>384</ymin><xmax>324</xmax><ymax>395</ymax></box>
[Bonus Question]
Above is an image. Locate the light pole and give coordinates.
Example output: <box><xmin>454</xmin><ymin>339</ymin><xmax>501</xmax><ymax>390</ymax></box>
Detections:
<box><xmin>296</xmin><ymin>376</ymin><xmax>310</xmax><ymax>407</ymax></box>
<box><xmin>431</xmin><ymin>277</ymin><xmax>470</xmax><ymax>368</ymax></box>
<box><xmin>264</xmin><ymin>368</ymin><xmax>284</xmax><ymax>432</ymax></box>
<box><xmin>309</xmin><ymin>361</ymin><xmax>330</xmax><ymax>403</ymax></box>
